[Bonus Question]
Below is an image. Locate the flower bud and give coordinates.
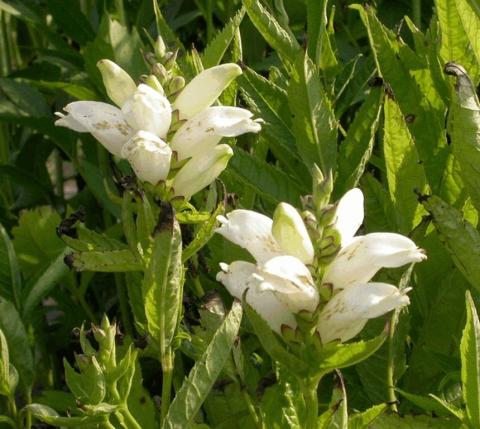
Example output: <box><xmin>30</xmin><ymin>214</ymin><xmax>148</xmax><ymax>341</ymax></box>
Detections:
<box><xmin>97</xmin><ymin>59</ymin><xmax>137</xmax><ymax>107</ymax></box>
<box><xmin>163</xmin><ymin>50</ymin><xmax>178</xmax><ymax>71</ymax></box>
<box><xmin>145</xmin><ymin>74</ymin><xmax>165</xmax><ymax>95</ymax></box>
<box><xmin>172</xmin><ymin>144</ymin><xmax>233</xmax><ymax>199</ymax></box>
<box><xmin>168</xmin><ymin>76</ymin><xmax>185</xmax><ymax>95</ymax></box>
<box><xmin>312</xmin><ymin>166</ymin><xmax>333</xmax><ymax>211</ymax></box>
<box><xmin>122</xmin><ymin>84</ymin><xmax>172</xmax><ymax>139</ymax></box>
<box><xmin>153</xmin><ymin>63</ymin><xmax>168</xmax><ymax>84</ymax></box>
<box><xmin>172</xmin><ymin>63</ymin><xmax>242</xmax><ymax>119</ymax></box>
<box><xmin>154</xmin><ymin>35</ymin><xmax>167</xmax><ymax>58</ymax></box>
<box><xmin>272</xmin><ymin>202</ymin><xmax>315</xmax><ymax>265</ymax></box>
<box><xmin>121</xmin><ymin>131</ymin><xmax>172</xmax><ymax>185</ymax></box>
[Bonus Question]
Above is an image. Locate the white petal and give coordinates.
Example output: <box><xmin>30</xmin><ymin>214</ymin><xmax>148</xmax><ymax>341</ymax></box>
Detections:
<box><xmin>121</xmin><ymin>131</ymin><xmax>172</xmax><ymax>185</ymax></box>
<box><xmin>170</xmin><ymin>107</ymin><xmax>262</xmax><ymax>161</ymax></box>
<box><xmin>173</xmin><ymin>63</ymin><xmax>242</xmax><ymax>119</ymax></box>
<box><xmin>216</xmin><ymin>261</ymin><xmax>296</xmax><ymax>333</ymax></box>
<box><xmin>215</xmin><ymin>209</ymin><xmax>284</xmax><ymax>263</ymax></box>
<box><xmin>257</xmin><ymin>255</ymin><xmax>318</xmax><ymax>313</ymax></box>
<box><xmin>272</xmin><ymin>203</ymin><xmax>314</xmax><ymax>264</ymax></box>
<box><xmin>335</xmin><ymin>188</ymin><xmax>364</xmax><ymax>246</ymax></box>
<box><xmin>318</xmin><ymin>282</ymin><xmax>410</xmax><ymax>343</ymax></box>
<box><xmin>55</xmin><ymin>101</ymin><xmax>132</xmax><ymax>157</ymax></box>
<box><xmin>323</xmin><ymin>233</ymin><xmax>426</xmax><ymax>290</ymax></box>
<box><xmin>97</xmin><ymin>59</ymin><xmax>137</xmax><ymax>107</ymax></box>
<box><xmin>172</xmin><ymin>144</ymin><xmax>233</xmax><ymax>200</ymax></box>
<box><xmin>122</xmin><ymin>84</ymin><xmax>172</xmax><ymax>139</ymax></box>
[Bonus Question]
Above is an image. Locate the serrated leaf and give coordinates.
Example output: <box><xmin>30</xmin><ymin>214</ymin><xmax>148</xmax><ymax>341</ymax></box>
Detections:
<box><xmin>369</xmin><ymin>413</ymin><xmax>462</xmax><ymax>428</ymax></box>
<box><xmin>244</xmin><ymin>302</ymin><xmax>307</xmax><ymax>376</ymax></box>
<box><xmin>23</xmin><ymin>403</ymin><xmax>104</xmax><ymax>427</ymax></box>
<box><xmin>0</xmin><ymin>297</ymin><xmax>33</xmax><ymax>387</ymax></box>
<box><xmin>395</xmin><ymin>388</ymin><xmax>451</xmax><ymax>416</ymax></box>
<box><xmin>243</xmin><ymin>0</ymin><xmax>300</xmax><ymax>67</ymax></box>
<box><xmin>445</xmin><ymin>63</ymin><xmax>480</xmax><ymax>214</ymax></box>
<box><xmin>228</xmin><ymin>147</ymin><xmax>304</xmax><ymax>205</ymax></box>
<box><xmin>143</xmin><ymin>203</ymin><xmax>183</xmax><ymax>358</ymax></box>
<box><xmin>420</xmin><ymin>194</ymin><xmax>480</xmax><ymax>292</ymax></box>
<box><xmin>383</xmin><ymin>96</ymin><xmax>428</xmax><ymax>233</ymax></box>
<box><xmin>162</xmin><ymin>301</ymin><xmax>243</xmax><ymax>429</ymax></box>
<box><xmin>348</xmin><ymin>403</ymin><xmax>387</xmax><ymax>429</ymax></box>
<box><xmin>455</xmin><ymin>0</ymin><xmax>480</xmax><ymax>82</ymax></box>
<box><xmin>288</xmin><ymin>53</ymin><xmax>337</xmax><ymax>174</ymax></box>
<box><xmin>70</xmin><ymin>249</ymin><xmax>142</xmax><ymax>272</ymax></box>
<box><xmin>201</xmin><ymin>8</ymin><xmax>245</xmax><ymax>68</ymax></box>
<box><xmin>461</xmin><ymin>291</ymin><xmax>480</xmax><ymax>427</ymax></box>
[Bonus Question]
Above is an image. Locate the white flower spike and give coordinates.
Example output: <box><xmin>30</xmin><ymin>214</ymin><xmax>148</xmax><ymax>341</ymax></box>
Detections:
<box><xmin>173</xmin><ymin>63</ymin><xmax>242</xmax><ymax>119</ymax></box>
<box><xmin>97</xmin><ymin>59</ymin><xmax>137</xmax><ymax>107</ymax></box>
<box><xmin>121</xmin><ymin>131</ymin><xmax>172</xmax><ymax>185</ymax></box>
<box><xmin>318</xmin><ymin>282</ymin><xmax>410</xmax><ymax>343</ymax></box>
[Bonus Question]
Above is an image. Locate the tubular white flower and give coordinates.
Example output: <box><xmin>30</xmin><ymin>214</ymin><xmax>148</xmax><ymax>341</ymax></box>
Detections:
<box><xmin>318</xmin><ymin>282</ymin><xmax>410</xmax><ymax>343</ymax></box>
<box><xmin>122</xmin><ymin>84</ymin><xmax>172</xmax><ymax>139</ymax></box>
<box><xmin>121</xmin><ymin>131</ymin><xmax>172</xmax><ymax>185</ymax></box>
<box><xmin>323</xmin><ymin>233</ymin><xmax>427</xmax><ymax>290</ymax></box>
<box><xmin>335</xmin><ymin>188</ymin><xmax>364</xmax><ymax>246</ymax></box>
<box><xmin>55</xmin><ymin>101</ymin><xmax>133</xmax><ymax>157</ymax></box>
<box><xmin>170</xmin><ymin>106</ymin><xmax>262</xmax><ymax>161</ymax></box>
<box><xmin>172</xmin><ymin>144</ymin><xmax>233</xmax><ymax>200</ymax></box>
<box><xmin>256</xmin><ymin>255</ymin><xmax>318</xmax><ymax>313</ymax></box>
<box><xmin>97</xmin><ymin>59</ymin><xmax>137</xmax><ymax>107</ymax></box>
<box><xmin>215</xmin><ymin>209</ymin><xmax>284</xmax><ymax>263</ymax></box>
<box><xmin>216</xmin><ymin>261</ymin><xmax>297</xmax><ymax>333</ymax></box>
<box><xmin>272</xmin><ymin>203</ymin><xmax>314</xmax><ymax>265</ymax></box>
<box><xmin>173</xmin><ymin>63</ymin><xmax>242</xmax><ymax>119</ymax></box>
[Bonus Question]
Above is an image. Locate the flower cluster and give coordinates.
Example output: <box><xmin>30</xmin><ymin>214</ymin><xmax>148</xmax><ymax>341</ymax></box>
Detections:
<box><xmin>55</xmin><ymin>59</ymin><xmax>262</xmax><ymax>200</ymax></box>
<box><xmin>215</xmin><ymin>188</ymin><xmax>426</xmax><ymax>344</ymax></box>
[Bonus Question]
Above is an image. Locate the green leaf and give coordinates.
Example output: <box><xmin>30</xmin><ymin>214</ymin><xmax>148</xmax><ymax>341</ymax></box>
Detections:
<box><xmin>445</xmin><ymin>63</ymin><xmax>480</xmax><ymax>214</ymax></box>
<box><xmin>22</xmin><ymin>250</ymin><xmax>69</xmax><ymax>319</ymax></box>
<box><xmin>143</xmin><ymin>203</ymin><xmax>183</xmax><ymax>359</ymax></box>
<box><xmin>46</xmin><ymin>0</ymin><xmax>95</xmax><ymax>45</ymax></box>
<box><xmin>0</xmin><ymin>328</ymin><xmax>11</xmax><ymax>395</ymax></box>
<box><xmin>242</xmin><ymin>0</ymin><xmax>300</xmax><ymax>67</ymax></box>
<box><xmin>455</xmin><ymin>0</ymin><xmax>480</xmax><ymax>81</ymax></box>
<box><xmin>69</xmin><ymin>249</ymin><xmax>142</xmax><ymax>272</ymax></box>
<box><xmin>0</xmin><ymin>297</ymin><xmax>34</xmax><ymax>387</ymax></box>
<box><xmin>228</xmin><ymin>147</ymin><xmax>304</xmax><ymax>205</ymax></box>
<box><xmin>420</xmin><ymin>194</ymin><xmax>480</xmax><ymax>292</ymax></box>
<box><xmin>162</xmin><ymin>301</ymin><xmax>243</xmax><ymax>429</ymax></box>
<box><xmin>0</xmin><ymin>223</ymin><xmax>21</xmax><ymax>308</ymax></box>
<box><xmin>315</xmin><ymin>332</ymin><xmax>387</xmax><ymax>378</ymax></box>
<box><xmin>244</xmin><ymin>302</ymin><xmax>307</xmax><ymax>376</ymax></box>
<box><xmin>461</xmin><ymin>291</ymin><xmax>480</xmax><ymax>427</ymax></box>
<box><xmin>348</xmin><ymin>403</ymin><xmax>387</xmax><ymax>429</ymax></box>
<box><xmin>201</xmin><ymin>8</ymin><xmax>245</xmax><ymax>68</ymax></box>
<box><xmin>383</xmin><ymin>96</ymin><xmax>428</xmax><ymax>233</ymax></box>
<box><xmin>434</xmin><ymin>0</ymin><xmax>479</xmax><ymax>83</ymax></box>
<box><xmin>335</xmin><ymin>86</ymin><xmax>383</xmax><ymax>197</ymax></box>
<box><xmin>395</xmin><ymin>388</ymin><xmax>451</xmax><ymax>416</ymax></box>
<box><xmin>0</xmin><ymin>78</ymin><xmax>49</xmax><ymax>118</ymax></box>
<box><xmin>64</xmin><ymin>357</ymin><xmax>106</xmax><ymax>405</ymax></box>
<box><xmin>368</xmin><ymin>413</ymin><xmax>462</xmax><ymax>428</ymax></box>
<box><xmin>23</xmin><ymin>403</ymin><xmax>104</xmax><ymax>427</ymax></box>
<box><xmin>288</xmin><ymin>53</ymin><xmax>337</xmax><ymax>174</ymax></box>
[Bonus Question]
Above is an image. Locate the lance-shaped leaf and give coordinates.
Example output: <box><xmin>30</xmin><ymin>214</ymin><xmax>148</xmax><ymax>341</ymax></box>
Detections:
<box><xmin>445</xmin><ymin>63</ymin><xmax>480</xmax><ymax>213</ymax></box>
<box><xmin>162</xmin><ymin>301</ymin><xmax>242</xmax><ymax>429</ymax></box>
<box><xmin>421</xmin><ymin>194</ymin><xmax>480</xmax><ymax>292</ymax></box>
<box><xmin>67</xmin><ymin>250</ymin><xmax>142</xmax><ymax>272</ymax></box>
<box><xmin>288</xmin><ymin>53</ymin><xmax>337</xmax><ymax>174</ymax></box>
<box><xmin>244</xmin><ymin>302</ymin><xmax>307</xmax><ymax>376</ymax></box>
<box><xmin>315</xmin><ymin>331</ymin><xmax>387</xmax><ymax>378</ymax></box>
<box><xmin>461</xmin><ymin>291</ymin><xmax>480</xmax><ymax>428</ymax></box>
<box><xmin>319</xmin><ymin>373</ymin><xmax>348</xmax><ymax>429</ymax></box>
<box><xmin>22</xmin><ymin>404</ymin><xmax>104</xmax><ymax>427</ymax></box>
<box><xmin>0</xmin><ymin>223</ymin><xmax>21</xmax><ymax>308</ymax></box>
<box><xmin>143</xmin><ymin>202</ymin><xmax>183</xmax><ymax>359</ymax></box>
<box><xmin>455</xmin><ymin>0</ymin><xmax>480</xmax><ymax>82</ymax></box>
<box><xmin>349</xmin><ymin>404</ymin><xmax>388</xmax><ymax>429</ymax></box>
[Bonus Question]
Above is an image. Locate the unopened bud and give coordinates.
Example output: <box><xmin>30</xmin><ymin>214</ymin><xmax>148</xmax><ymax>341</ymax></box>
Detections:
<box><xmin>312</xmin><ymin>166</ymin><xmax>333</xmax><ymax>211</ymax></box>
<box><xmin>97</xmin><ymin>59</ymin><xmax>136</xmax><ymax>107</ymax></box>
<box><xmin>154</xmin><ymin>35</ymin><xmax>167</xmax><ymax>58</ymax></box>
<box><xmin>153</xmin><ymin>63</ymin><xmax>168</xmax><ymax>84</ymax></box>
<box><xmin>145</xmin><ymin>74</ymin><xmax>165</xmax><ymax>95</ymax></box>
<box><xmin>168</xmin><ymin>76</ymin><xmax>185</xmax><ymax>95</ymax></box>
<box><xmin>163</xmin><ymin>50</ymin><xmax>178</xmax><ymax>71</ymax></box>
<box><xmin>281</xmin><ymin>324</ymin><xmax>299</xmax><ymax>343</ymax></box>
<box><xmin>318</xmin><ymin>204</ymin><xmax>337</xmax><ymax>227</ymax></box>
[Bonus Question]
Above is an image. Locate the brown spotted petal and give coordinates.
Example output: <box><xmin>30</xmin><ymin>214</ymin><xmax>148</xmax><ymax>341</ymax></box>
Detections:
<box><xmin>55</xmin><ymin>101</ymin><xmax>133</xmax><ymax>157</ymax></box>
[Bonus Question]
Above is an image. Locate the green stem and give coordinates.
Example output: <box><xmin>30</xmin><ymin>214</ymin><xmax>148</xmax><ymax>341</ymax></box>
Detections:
<box><xmin>101</xmin><ymin>418</ymin><xmax>116</xmax><ymax>429</ymax></box>
<box><xmin>241</xmin><ymin>387</ymin><xmax>262</xmax><ymax>429</ymax></box>
<box><xmin>24</xmin><ymin>387</ymin><xmax>32</xmax><ymax>429</ymax></box>
<box><xmin>412</xmin><ymin>0</ymin><xmax>421</xmax><ymax>29</ymax></box>
<box><xmin>206</xmin><ymin>0</ymin><xmax>214</xmax><ymax>42</ymax></box>
<box><xmin>303</xmin><ymin>380</ymin><xmax>318</xmax><ymax>429</ymax></box>
<box><xmin>120</xmin><ymin>405</ymin><xmax>142</xmax><ymax>429</ymax></box>
<box><xmin>114</xmin><ymin>0</ymin><xmax>126</xmax><ymax>25</ymax></box>
<box><xmin>161</xmin><ymin>350</ymin><xmax>174</xmax><ymax>423</ymax></box>
<box><xmin>386</xmin><ymin>312</ymin><xmax>398</xmax><ymax>412</ymax></box>
<box><xmin>114</xmin><ymin>273</ymin><xmax>134</xmax><ymax>337</ymax></box>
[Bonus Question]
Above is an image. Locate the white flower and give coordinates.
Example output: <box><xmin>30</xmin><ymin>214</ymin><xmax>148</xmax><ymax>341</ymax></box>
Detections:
<box><xmin>215</xmin><ymin>204</ymin><xmax>318</xmax><ymax>332</ymax></box>
<box><xmin>323</xmin><ymin>188</ymin><xmax>426</xmax><ymax>291</ymax></box>
<box><xmin>170</xmin><ymin>107</ymin><xmax>262</xmax><ymax>161</ymax></box>
<box><xmin>121</xmin><ymin>131</ymin><xmax>171</xmax><ymax>185</ymax></box>
<box><xmin>121</xmin><ymin>84</ymin><xmax>171</xmax><ymax>139</ymax></box>
<box><xmin>97</xmin><ymin>59</ymin><xmax>137</xmax><ymax>107</ymax></box>
<box><xmin>318</xmin><ymin>282</ymin><xmax>410</xmax><ymax>343</ymax></box>
<box><xmin>173</xmin><ymin>63</ymin><xmax>242</xmax><ymax>119</ymax></box>
<box><xmin>172</xmin><ymin>144</ymin><xmax>233</xmax><ymax>199</ymax></box>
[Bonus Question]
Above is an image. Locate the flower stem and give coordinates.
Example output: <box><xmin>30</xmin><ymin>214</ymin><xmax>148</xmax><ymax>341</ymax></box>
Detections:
<box><xmin>303</xmin><ymin>380</ymin><xmax>318</xmax><ymax>429</ymax></box>
<box><xmin>120</xmin><ymin>405</ymin><xmax>142</xmax><ymax>429</ymax></box>
<box><xmin>161</xmin><ymin>349</ymin><xmax>174</xmax><ymax>423</ymax></box>
<box><xmin>241</xmin><ymin>386</ymin><xmax>262</xmax><ymax>429</ymax></box>
<box><xmin>387</xmin><ymin>312</ymin><xmax>398</xmax><ymax>412</ymax></box>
